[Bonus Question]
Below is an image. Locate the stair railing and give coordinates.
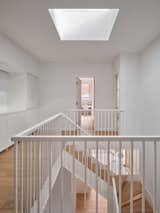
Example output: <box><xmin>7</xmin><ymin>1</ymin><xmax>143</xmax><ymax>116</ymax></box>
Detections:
<box><xmin>12</xmin><ymin>111</ymin><xmax>158</xmax><ymax>213</ymax></box>
<box><xmin>64</xmin><ymin>109</ymin><xmax>125</xmax><ymax>135</ymax></box>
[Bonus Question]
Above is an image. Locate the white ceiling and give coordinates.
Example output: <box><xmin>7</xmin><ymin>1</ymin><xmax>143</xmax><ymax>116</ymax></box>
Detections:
<box><xmin>0</xmin><ymin>0</ymin><xmax>160</xmax><ymax>63</ymax></box>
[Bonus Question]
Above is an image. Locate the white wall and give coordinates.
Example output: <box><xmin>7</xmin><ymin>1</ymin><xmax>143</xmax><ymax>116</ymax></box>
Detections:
<box><xmin>26</xmin><ymin>73</ymin><xmax>39</xmax><ymax>108</ymax></box>
<box><xmin>117</xmin><ymin>54</ymin><xmax>142</xmax><ymax>135</ymax></box>
<box><xmin>0</xmin><ymin>33</ymin><xmax>40</xmax><ymax>151</ymax></box>
<box><xmin>39</xmin><ymin>63</ymin><xmax>114</xmax><ymax>113</ymax></box>
<box><xmin>140</xmin><ymin>36</ymin><xmax>160</xmax><ymax>135</ymax></box>
<box><xmin>8</xmin><ymin>73</ymin><xmax>28</xmax><ymax>112</ymax></box>
<box><xmin>0</xmin><ymin>33</ymin><xmax>39</xmax><ymax>76</ymax></box>
<box><xmin>113</xmin><ymin>35</ymin><xmax>160</xmax><ymax>211</ymax></box>
<box><xmin>113</xmin><ymin>36</ymin><xmax>160</xmax><ymax>136</ymax></box>
<box><xmin>0</xmin><ymin>70</ymin><xmax>9</xmax><ymax>112</ymax></box>
<box><xmin>140</xmin><ymin>36</ymin><xmax>160</xmax><ymax>211</ymax></box>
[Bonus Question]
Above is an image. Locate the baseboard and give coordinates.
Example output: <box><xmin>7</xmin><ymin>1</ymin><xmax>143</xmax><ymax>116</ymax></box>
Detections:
<box><xmin>0</xmin><ymin>143</ymin><xmax>14</xmax><ymax>153</ymax></box>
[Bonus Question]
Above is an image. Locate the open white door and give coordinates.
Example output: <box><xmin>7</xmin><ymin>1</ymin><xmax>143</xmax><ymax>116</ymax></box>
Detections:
<box><xmin>76</xmin><ymin>77</ymin><xmax>82</xmax><ymax>109</ymax></box>
<box><xmin>76</xmin><ymin>77</ymin><xmax>82</xmax><ymax>126</ymax></box>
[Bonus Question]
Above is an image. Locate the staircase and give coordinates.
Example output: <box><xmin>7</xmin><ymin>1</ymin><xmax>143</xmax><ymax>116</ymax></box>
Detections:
<box><xmin>63</xmin><ymin>144</ymin><xmax>153</xmax><ymax>213</ymax></box>
<box><xmin>11</xmin><ymin>110</ymin><xmax>158</xmax><ymax>213</ymax></box>
<box><xmin>121</xmin><ymin>181</ymin><xmax>153</xmax><ymax>213</ymax></box>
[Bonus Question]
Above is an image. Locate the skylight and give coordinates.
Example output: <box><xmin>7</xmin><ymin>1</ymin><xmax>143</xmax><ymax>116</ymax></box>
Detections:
<box><xmin>48</xmin><ymin>9</ymin><xmax>119</xmax><ymax>41</ymax></box>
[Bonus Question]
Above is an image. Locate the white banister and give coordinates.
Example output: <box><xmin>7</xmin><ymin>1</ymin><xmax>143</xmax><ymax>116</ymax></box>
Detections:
<box><xmin>12</xmin><ymin>135</ymin><xmax>160</xmax><ymax>142</ymax></box>
<box><xmin>11</xmin><ymin>111</ymin><xmax>159</xmax><ymax>213</ymax></box>
<box><xmin>96</xmin><ymin>141</ymin><xmax>99</xmax><ymax>213</ymax></box>
<box><xmin>14</xmin><ymin>141</ymin><xmax>18</xmax><ymax>213</ymax></box>
<box><xmin>20</xmin><ymin>142</ymin><xmax>23</xmax><ymax>213</ymax></box>
<box><xmin>49</xmin><ymin>143</ymin><xmax>52</xmax><ymax>213</ymax></box>
<box><xmin>60</xmin><ymin>141</ymin><xmax>63</xmax><ymax>213</ymax></box>
<box><xmin>29</xmin><ymin>142</ymin><xmax>32</xmax><ymax>211</ymax></box>
<box><xmin>84</xmin><ymin>141</ymin><xmax>87</xmax><ymax>212</ymax></box>
<box><xmin>153</xmin><ymin>141</ymin><xmax>157</xmax><ymax>213</ymax></box>
<box><xmin>112</xmin><ymin>177</ymin><xmax>120</xmax><ymax>213</ymax></box>
<box><xmin>142</xmin><ymin>141</ymin><xmax>145</xmax><ymax>213</ymax></box>
<box><xmin>130</xmin><ymin>141</ymin><xmax>134</xmax><ymax>213</ymax></box>
<box><xmin>72</xmin><ymin>141</ymin><xmax>76</xmax><ymax>213</ymax></box>
<box><xmin>26</xmin><ymin>142</ymin><xmax>29</xmax><ymax>213</ymax></box>
<box><xmin>119</xmin><ymin>141</ymin><xmax>122</xmax><ymax>213</ymax></box>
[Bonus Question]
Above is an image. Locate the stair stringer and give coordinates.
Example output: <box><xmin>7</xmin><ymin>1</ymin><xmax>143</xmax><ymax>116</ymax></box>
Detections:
<box><xmin>63</xmin><ymin>151</ymin><xmax>115</xmax><ymax>212</ymax></box>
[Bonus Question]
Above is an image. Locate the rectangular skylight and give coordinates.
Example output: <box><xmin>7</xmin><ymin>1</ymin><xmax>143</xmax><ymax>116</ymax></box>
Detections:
<box><xmin>48</xmin><ymin>9</ymin><xmax>119</xmax><ymax>41</ymax></box>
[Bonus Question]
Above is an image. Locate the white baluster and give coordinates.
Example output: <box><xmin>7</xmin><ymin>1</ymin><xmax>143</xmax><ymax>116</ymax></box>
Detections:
<box><xmin>96</xmin><ymin>141</ymin><xmax>99</xmax><ymax>213</ymax></box>
<box><xmin>72</xmin><ymin>141</ymin><xmax>76</xmax><ymax>213</ymax></box>
<box><xmin>119</xmin><ymin>141</ymin><xmax>122</xmax><ymax>213</ymax></box>
<box><xmin>20</xmin><ymin>142</ymin><xmax>23</xmax><ymax>213</ymax></box>
<box><xmin>14</xmin><ymin>141</ymin><xmax>18</xmax><ymax>213</ymax></box>
<box><xmin>26</xmin><ymin>142</ymin><xmax>29</xmax><ymax>213</ymax></box>
<box><xmin>84</xmin><ymin>141</ymin><xmax>87</xmax><ymax>213</ymax></box>
<box><xmin>29</xmin><ymin>142</ymin><xmax>32</xmax><ymax>211</ymax></box>
<box><xmin>61</xmin><ymin>141</ymin><xmax>63</xmax><ymax>213</ymax></box>
<box><xmin>49</xmin><ymin>142</ymin><xmax>52</xmax><ymax>213</ymax></box>
<box><xmin>153</xmin><ymin>141</ymin><xmax>157</xmax><ymax>213</ymax></box>
<box><xmin>142</xmin><ymin>141</ymin><xmax>145</xmax><ymax>213</ymax></box>
<box><xmin>130</xmin><ymin>141</ymin><xmax>133</xmax><ymax>213</ymax></box>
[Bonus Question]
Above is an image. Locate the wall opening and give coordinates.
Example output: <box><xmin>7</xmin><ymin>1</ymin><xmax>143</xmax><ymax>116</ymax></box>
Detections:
<box><xmin>76</xmin><ymin>77</ymin><xmax>95</xmax><ymax>131</ymax></box>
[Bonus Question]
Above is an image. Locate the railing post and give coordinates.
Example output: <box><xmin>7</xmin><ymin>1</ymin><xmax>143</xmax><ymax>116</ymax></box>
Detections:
<box><xmin>107</xmin><ymin>141</ymin><xmax>110</xmax><ymax>184</ymax></box>
<box><xmin>14</xmin><ymin>141</ymin><xmax>18</xmax><ymax>213</ymax></box>
<box><xmin>26</xmin><ymin>142</ymin><xmax>29</xmax><ymax>213</ymax></box>
<box><xmin>72</xmin><ymin>141</ymin><xmax>76</xmax><ymax>213</ymax></box>
<box><xmin>107</xmin><ymin>140</ymin><xmax>111</xmax><ymax>213</ymax></box>
<box><xmin>84</xmin><ymin>141</ymin><xmax>87</xmax><ymax>213</ymax></box>
<box><xmin>96</xmin><ymin>141</ymin><xmax>99</xmax><ymax>213</ymax></box>
<box><xmin>153</xmin><ymin>141</ymin><xmax>157</xmax><ymax>213</ymax></box>
<box><xmin>130</xmin><ymin>141</ymin><xmax>134</xmax><ymax>213</ymax></box>
<box><xmin>142</xmin><ymin>141</ymin><xmax>145</xmax><ymax>213</ymax></box>
<box><xmin>49</xmin><ymin>142</ymin><xmax>52</xmax><ymax>213</ymax></box>
<box><xmin>119</xmin><ymin>141</ymin><xmax>122</xmax><ymax>213</ymax></box>
<box><xmin>60</xmin><ymin>141</ymin><xmax>63</xmax><ymax>213</ymax></box>
<box><xmin>20</xmin><ymin>142</ymin><xmax>23</xmax><ymax>213</ymax></box>
<box><xmin>36</xmin><ymin>142</ymin><xmax>40</xmax><ymax>213</ymax></box>
<box><xmin>107</xmin><ymin>141</ymin><xmax>110</xmax><ymax>213</ymax></box>
<box><xmin>29</xmin><ymin>142</ymin><xmax>32</xmax><ymax>211</ymax></box>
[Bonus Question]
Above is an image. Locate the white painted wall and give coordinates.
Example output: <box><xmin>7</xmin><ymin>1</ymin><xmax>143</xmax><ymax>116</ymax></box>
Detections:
<box><xmin>140</xmin><ymin>36</ymin><xmax>160</xmax><ymax>135</ymax></box>
<box><xmin>39</xmin><ymin>63</ymin><xmax>114</xmax><ymax>114</ymax></box>
<box><xmin>0</xmin><ymin>70</ymin><xmax>9</xmax><ymax>112</ymax></box>
<box><xmin>113</xmin><ymin>35</ymin><xmax>160</xmax><ymax>211</ymax></box>
<box><xmin>140</xmin><ymin>36</ymin><xmax>160</xmax><ymax>211</ymax></box>
<box><xmin>117</xmin><ymin>54</ymin><xmax>142</xmax><ymax>135</ymax></box>
<box><xmin>0</xmin><ymin>33</ymin><xmax>39</xmax><ymax>76</ymax></box>
<box><xmin>8</xmin><ymin>73</ymin><xmax>28</xmax><ymax>112</ymax></box>
<box><xmin>0</xmin><ymin>33</ymin><xmax>40</xmax><ymax>151</ymax></box>
<box><xmin>26</xmin><ymin>73</ymin><xmax>39</xmax><ymax>108</ymax></box>
<box><xmin>113</xmin><ymin>36</ymin><xmax>160</xmax><ymax>136</ymax></box>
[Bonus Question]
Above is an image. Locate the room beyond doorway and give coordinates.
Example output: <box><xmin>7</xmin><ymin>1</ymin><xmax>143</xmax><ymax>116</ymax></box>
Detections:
<box><xmin>76</xmin><ymin>77</ymin><xmax>95</xmax><ymax>132</ymax></box>
<box><xmin>76</xmin><ymin>77</ymin><xmax>95</xmax><ymax>111</ymax></box>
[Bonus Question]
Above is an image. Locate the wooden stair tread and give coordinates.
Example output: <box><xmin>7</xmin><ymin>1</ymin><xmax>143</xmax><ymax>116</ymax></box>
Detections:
<box><xmin>121</xmin><ymin>193</ymin><xmax>142</xmax><ymax>207</ymax></box>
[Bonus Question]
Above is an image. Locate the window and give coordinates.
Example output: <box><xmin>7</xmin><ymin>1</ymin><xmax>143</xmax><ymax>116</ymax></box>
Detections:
<box><xmin>48</xmin><ymin>9</ymin><xmax>119</xmax><ymax>40</ymax></box>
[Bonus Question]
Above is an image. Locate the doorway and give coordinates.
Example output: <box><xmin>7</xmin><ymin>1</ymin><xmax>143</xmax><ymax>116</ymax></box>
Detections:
<box><xmin>76</xmin><ymin>77</ymin><xmax>95</xmax><ymax>132</ymax></box>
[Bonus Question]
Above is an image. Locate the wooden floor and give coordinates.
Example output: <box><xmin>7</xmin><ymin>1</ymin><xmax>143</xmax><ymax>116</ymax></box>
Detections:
<box><xmin>76</xmin><ymin>189</ymin><xmax>107</xmax><ymax>213</ymax></box>
<box><xmin>0</xmin><ymin>146</ymin><xmax>14</xmax><ymax>213</ymax></box>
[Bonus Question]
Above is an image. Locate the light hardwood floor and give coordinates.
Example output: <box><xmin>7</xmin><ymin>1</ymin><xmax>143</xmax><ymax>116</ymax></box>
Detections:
<box><xmin>0</xmin><ymin>146</ymin><xmax>14</xmax><ymax>213</ymax></box>
<box><xmin>76</xmin><ymin>189</ymin><xmax>107</xmax><ymax>213</ymax></box>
